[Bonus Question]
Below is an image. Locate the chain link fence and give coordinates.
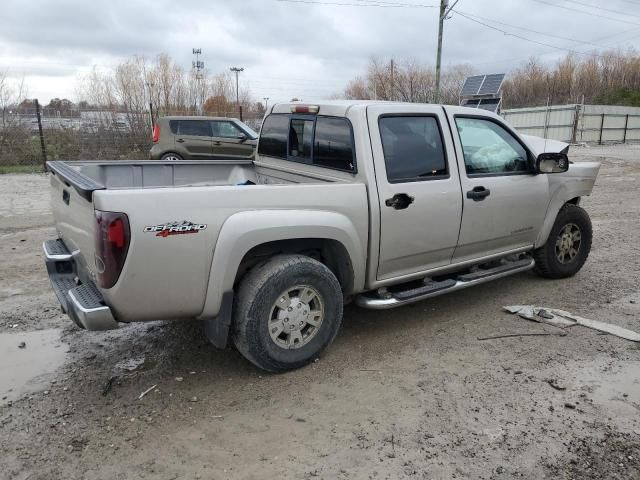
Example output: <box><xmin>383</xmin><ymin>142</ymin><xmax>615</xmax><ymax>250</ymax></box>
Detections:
<box><xmin>0</xmin><ymin>101</ymin><xmax>263</xmax><ymax>173</ymax></box>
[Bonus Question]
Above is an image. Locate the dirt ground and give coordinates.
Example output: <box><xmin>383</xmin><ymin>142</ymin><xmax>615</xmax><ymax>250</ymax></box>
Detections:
<box><xmin>1</xmin><ymin>145</ymin><xmax>639</xmax><ymax>480</ymax></box>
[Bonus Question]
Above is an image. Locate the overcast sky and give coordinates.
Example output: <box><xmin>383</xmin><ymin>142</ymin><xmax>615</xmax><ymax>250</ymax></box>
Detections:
<box><xmin>1</xmin><ymin>0</ymin><xmax>639</xmax><ymax>103</ymax></box>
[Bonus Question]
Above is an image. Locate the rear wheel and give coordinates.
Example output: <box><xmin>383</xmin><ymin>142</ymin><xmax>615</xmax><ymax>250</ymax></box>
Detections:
<box><xmin>232</xmin><ymin>255</ymin><xmax>343</xmax><ymax>372</ymax></box>
<box><xmin>533</xmin><ymin>204</ymin><xmax>592</xmax><ymax>279</ymax></box>
<box><xmin>161</xmin><ymin>153</ymin><xmax>183</xmax><ymax>161</ymax></box>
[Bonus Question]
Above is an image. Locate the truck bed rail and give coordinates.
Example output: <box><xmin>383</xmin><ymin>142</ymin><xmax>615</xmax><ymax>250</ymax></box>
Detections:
<box><xmin>47</xmin><ymin>161</ymin><xmax>105</xmax><ymax>201</ymax></box>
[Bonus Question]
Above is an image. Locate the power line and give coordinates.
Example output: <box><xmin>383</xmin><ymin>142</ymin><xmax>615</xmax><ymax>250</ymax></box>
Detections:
<box><xmin>276</xmin><ymin>0</ymin><xmax>437</xmax><ymax>7</ymax></box>
<box><xmin>559</xmin><ymin>0</ymin><xmax>640</xmax><ymax>19</ymax></box>
<box><xmin>451</xmin><ymin>10</ymin><xmax>635</xmax><ymax>59</ymax></box>
<box><xmin>531</xmin><ymin>0</ymin><xmax>640</xmax><ymax>26</ymax></box>
<box><xmin>454</xmin><ymin>10</ymin><xmax>609</xmax><ymax>48</ymax></box>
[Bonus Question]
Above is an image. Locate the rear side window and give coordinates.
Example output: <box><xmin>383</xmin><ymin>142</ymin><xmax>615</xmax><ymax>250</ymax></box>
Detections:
<box><xmin>175</xmin><ymin>120</ymin><xmax>212</xmax><ymax>137</ymax></box>
<box><xmin>289</xmin><ymin>119</ymin><xmax>313</xmax><ymax>158</ymax></box>
<box><xmin>258</xmin><ymin>114</ymin><xmax>289</xmax><ymax>159</ymax></box>
<box><xmin>169</xmin><ymin>120</ymin><xmax>179</xmax><ymax>134</ymax></box>
<box><xmin>258</xmin><ymin>114</ymin><xmax>356</xmax><ymax>173</ymax></box>
<box><xmin>379</xmin><ymin>116</ymin><xmax>447</xmax><ymax>183</ymax></box>
<box><xmin>314</xmin><ymin>117</ymin><xmax>355</xmax><ymax>171</ymax></box>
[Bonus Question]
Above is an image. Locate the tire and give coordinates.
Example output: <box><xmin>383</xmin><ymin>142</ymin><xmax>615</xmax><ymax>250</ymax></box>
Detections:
<box><xmin>533</xmin><ymin>203</ymin><xmax>592</xmax><ymax>279</ymax></box>
<box><xmin>161</xmin><ymin>153</ymin><xmax>183</xmax><ymax>161</ymax></box>
<box><xmin>232</xmin><ymin>254</ymin><xmax>343</xmax><ymax>373</ymax></box>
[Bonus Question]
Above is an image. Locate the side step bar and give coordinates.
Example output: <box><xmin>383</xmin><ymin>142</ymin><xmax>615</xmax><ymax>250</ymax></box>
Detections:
<box><xmin>355</xmin><ymin>257</ymin><xmax>535</xmax><ymax>310</ymax></box>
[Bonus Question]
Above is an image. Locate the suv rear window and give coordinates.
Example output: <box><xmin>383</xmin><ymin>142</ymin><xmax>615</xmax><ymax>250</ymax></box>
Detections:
<box><xmin>168</xmin><ymin>120</ymin><xmax>212</xmax><ymax>137</ymax></box>
<box><xmin>258</xmin><ymin>114</ymin><xmax>355</xmax><ymax>172</ymax></box>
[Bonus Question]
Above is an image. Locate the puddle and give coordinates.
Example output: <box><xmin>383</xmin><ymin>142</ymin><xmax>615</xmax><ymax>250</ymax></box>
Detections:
<box><xmin>0</xmin><ymin>329</ymin><xmax>68</xmax><ymax>405</ymax></box>
<box><xmin>571</xmin><ymin>360</ymin><xmax>640</xmax><ymax>431</ymax></box>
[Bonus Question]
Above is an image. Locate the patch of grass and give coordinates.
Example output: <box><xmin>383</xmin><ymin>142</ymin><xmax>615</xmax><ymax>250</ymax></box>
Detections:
<box><xmin>0</xmin><ymin>165</ymin><xmax>45</xmax><ymax>174</ymax></box>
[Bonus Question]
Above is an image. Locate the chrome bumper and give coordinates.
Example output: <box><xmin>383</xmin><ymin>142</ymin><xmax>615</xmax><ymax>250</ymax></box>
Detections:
<box><xmin>43</xmin><ymin>239</ymin><xmax>118</xmax><ymax>331</ymax></box>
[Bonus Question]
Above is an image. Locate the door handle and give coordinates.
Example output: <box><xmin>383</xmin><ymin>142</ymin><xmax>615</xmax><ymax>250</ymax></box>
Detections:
<box><xmin>176</xmin><ymin>138</ymin><xmax>185</xmax><ymax>143</ymax></box>
<box><xmin>213</xmin><ymin>141</ymin><xmax>222</xmax><ymax>146</ymax></box>
<box><xmin>385</xmin><ymin>193</ymin><xmax>414</xmax><ymax>210</ymax></box>
<box><xmin>467</xmin><ymin>186</ymin><xmax>491</xmax><ymax>201</ymax></box>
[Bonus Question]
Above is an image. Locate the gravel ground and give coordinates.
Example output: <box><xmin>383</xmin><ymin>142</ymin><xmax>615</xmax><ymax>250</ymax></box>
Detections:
<box><xmin>0</xmin><ymin>144</ymin><xmax>639</xmax><ymax>479</ymax></box>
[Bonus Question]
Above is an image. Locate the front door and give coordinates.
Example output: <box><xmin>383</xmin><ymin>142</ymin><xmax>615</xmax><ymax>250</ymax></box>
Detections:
<box><xmin>445</xmin><ymin>108</ymin><xmax>549</xmax><ymax>263</ymax></box>
<box><xmin>367</xmin><ymin>104</ymin><xmax>463</xmax><ymax>281</ymax></box>
<box><xmin>211</xmin><ymin>120</ymin><xmax>255</xmax><ymax>158</ymax></box>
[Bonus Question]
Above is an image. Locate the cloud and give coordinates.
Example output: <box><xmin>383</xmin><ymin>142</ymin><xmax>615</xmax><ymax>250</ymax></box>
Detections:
<box><xmin>0</xmin><ymin>0</ymin><xmax>635</xmax><ymax>103</ymax></box>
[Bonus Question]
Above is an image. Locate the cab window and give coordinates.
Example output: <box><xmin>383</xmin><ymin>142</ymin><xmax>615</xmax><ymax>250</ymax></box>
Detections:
<box><xmin>455</xmin><ymin>117</ymin><xmax>530</xmax><ymax>175</ymax></box>
<box><xmin>379</xmin><ymin>116</ymin><xmax>447</xmax><ymax>183</ymax></box>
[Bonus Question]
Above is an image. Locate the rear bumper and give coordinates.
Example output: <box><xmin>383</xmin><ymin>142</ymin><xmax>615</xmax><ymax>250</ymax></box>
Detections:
<box><xmin>43</xmin><ymin>239</ymin><xmax>119</xmax><ymax>331</ymax></box>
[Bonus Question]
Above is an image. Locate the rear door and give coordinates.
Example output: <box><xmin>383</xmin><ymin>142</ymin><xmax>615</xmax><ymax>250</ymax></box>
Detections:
<box><xmin>175</xmin><ymin>120</ymin><xmax>213</xmax><ymax>158</ymax></box>
<box><xmin>444</xmin><ymin>108</ymin><xmax>549</xmax><ymax>263</ymax></box>
<box><xmin>211</xmin><ymin>120</ymin><xmax>255</xmax><ymax>158</ymax></box>
<box><xmin>367</xmin><ymin>104</ymin><xmax>463</xmax><ymax>280</ymax></box>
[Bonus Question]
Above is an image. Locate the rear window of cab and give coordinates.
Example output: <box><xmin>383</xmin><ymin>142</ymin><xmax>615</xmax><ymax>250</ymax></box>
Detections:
<box><xmin>258</xmin><ymin>114</ymin><xmax>356</xmax><ymax>173</ymax></box>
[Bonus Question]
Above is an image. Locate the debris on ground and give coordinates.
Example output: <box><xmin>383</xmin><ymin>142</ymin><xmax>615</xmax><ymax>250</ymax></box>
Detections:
<box><xmin>546</xmin><ymin>379</ymin><xmax>567</xmax><ymax>391</ymax></box>
<box><xmin>102</xmin><ymin>376</ymin><xmax>117</xmax><ymax>397</ymax></box>
<box><xmin>504</xmin><ymin>305</ymin><xmax>640</xmax><ymax>342</ymax></box>
<box><xmin>114</xmin><ymin>356</ymin><xmax>146</xmax><ymax>372</ymax></box>
<box><xmin>477</xmin><ymin>332</ymin><xmax>566</xmax><ymax>341</ymax></box>
<box><xmin>18</xmin><ymin>341</ymin><xmax>26</xmax><ymax>349</ymax></box>
<box><xmin>138</xmin><ymin>384</ymin><xmax>157</xmax><ymax>400</ymax></box>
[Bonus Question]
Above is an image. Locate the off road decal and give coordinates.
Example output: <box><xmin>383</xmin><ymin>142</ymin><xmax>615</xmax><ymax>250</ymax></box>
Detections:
<box><xmin>144</xmin><ymin>220</ymin><xmax>207</xmax><ymax>238</ymax></box>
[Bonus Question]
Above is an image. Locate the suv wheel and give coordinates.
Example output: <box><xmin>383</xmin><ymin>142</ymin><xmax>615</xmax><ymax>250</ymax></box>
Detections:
<box><xmin>233</xmin><ymin>255</ymin><xmax>343</xmax><ymax>372</ymax></box>
<box><xmin>161</xmin><ymin>153</ymin><xmax>182</xmax><ymax>161</ymax></box>
<box><xmin>533</xmin><ymin>204</ymin><xmax>592</xmax><ymax>279</ymax></box>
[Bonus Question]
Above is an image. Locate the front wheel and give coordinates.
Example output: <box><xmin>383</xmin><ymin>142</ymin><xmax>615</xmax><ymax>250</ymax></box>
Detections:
<box><xmin>232</xmin><ymin>255</ymin><xmax>343</xmax><ymax>372</ymax></box>
<box><xmin>533</xmin><ymin>204</ymin><xmax>592</xmax><ymax>279</ymax></box>
<box><xmin>161</xmin><ymin>153</ymin><xmax>183</xmax><ymax>161</ymax></box>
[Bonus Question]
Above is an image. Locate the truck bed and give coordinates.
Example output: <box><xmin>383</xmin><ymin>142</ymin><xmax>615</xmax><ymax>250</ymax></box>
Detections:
<box><xmin>46</xmin><ymin>159</ymin><xmax>369</xmax><ymax>324</ymax></box>
<box><xmin>47</xmin><ymin>159</ymin><xmax>259</xmax><ymax>200</ymax></box>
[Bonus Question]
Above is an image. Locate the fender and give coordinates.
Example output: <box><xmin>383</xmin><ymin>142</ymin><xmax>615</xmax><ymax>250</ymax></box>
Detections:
<box><xmin>197</xmin><ymin>209</ymin><xmax>366</xmax><ymax>319</ymax></box>
<box><xmin>535</xmin><ymin>162</ymin><xmax>600</xmax><ymax>247</ymax></box>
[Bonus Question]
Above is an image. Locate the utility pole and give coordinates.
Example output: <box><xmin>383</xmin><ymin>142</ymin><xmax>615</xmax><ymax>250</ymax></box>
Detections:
<box><xmin>390</xmin><ymin>59</ymin><xmax>394</xmax><ymax>102</ymax></box>
<box><xmin>263</xmin><ymin>97</ymin><xmax>270</xmax><ymax>112</ymax></box>
<box><xmin>192</xmin><ymin>48</ymin><xmax>204</xmax><ymax>114</ymax></box>
<box><xmin>434</xmin><ymin>0</ymin><xmax>459</xmax><ymax>103</ymax></box>
<box><xmin>230</xmin><ymin>67</ymin><xmax>244</xmax><ymax>120</ymax></box>
<box><xmin>145</xmin><ymin>80</ymin><xmax>154</xmax><ymax>129</ymax></box>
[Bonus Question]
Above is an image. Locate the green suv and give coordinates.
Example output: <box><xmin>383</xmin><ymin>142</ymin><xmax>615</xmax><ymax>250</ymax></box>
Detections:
<box><xmin>150</xmin><ymin>116</ymin><xmax>258</xmax><ymax>160</ymax></box>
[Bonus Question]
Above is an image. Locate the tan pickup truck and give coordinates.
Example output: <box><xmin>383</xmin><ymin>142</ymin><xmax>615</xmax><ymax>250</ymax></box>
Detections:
<box><xmin>43</xmin><ymin>101</ymin><xmax>600</xmax><ymax>372</ymax></box>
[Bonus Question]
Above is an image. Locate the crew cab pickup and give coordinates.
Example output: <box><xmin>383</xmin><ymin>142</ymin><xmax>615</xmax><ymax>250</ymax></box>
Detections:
<box><xmin>44</xmin><ymin>101</ymin><xmax>600</xmax><ymax>372</ymax></box>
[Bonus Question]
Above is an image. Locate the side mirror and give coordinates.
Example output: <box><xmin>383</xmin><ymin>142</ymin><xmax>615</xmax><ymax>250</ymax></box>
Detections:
<box><xmin>236</xmin><ymin>133</ymin><xmax>247</xmax><ymax>142</ymax></box>
<box><xmin>537</xmin><ymin>152</ymin><xmax>569</xmax><ymax>174</ymax></box>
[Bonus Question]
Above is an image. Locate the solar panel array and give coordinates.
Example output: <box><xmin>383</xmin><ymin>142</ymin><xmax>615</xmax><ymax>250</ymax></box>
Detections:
<box><xmin>460</xmin><ymin>73</ymin><xmax>505</xmax><ymax>97</ymax></box>
<box><xmin>460</xmin><ymin>75</ymin><xmax>486</xmax><ymax>96</ymax></box>
<box><xmin>461</xmin><ymin>98</ymin><xmax>501</xmax><ymax>113</ymax></box>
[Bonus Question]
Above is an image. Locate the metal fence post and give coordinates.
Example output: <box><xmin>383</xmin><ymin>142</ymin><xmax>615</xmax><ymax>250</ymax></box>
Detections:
<box><xmin>598</xmin><ymin>113</ymin><xmax>605</xmax><ymax>145</ymax></box>
<box><xmin>35</xmin><ymin>99</ymin><xmax>48</xmax><ymax>169</ymax></box>
<box><xmin>571</xmin><ymin>104</ymin><xmax>580</xmax><ymax>144</ymax></box>
<box><xmin>623</xmin><ymin>114</ymin><xmax>629</xmax><ymax>143</ymax></box>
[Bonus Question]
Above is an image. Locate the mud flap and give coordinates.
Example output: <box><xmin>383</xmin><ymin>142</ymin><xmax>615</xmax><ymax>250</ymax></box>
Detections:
<box><xmin>203</xmin><ymin>291</ymin><xmax>234</xmax><ymax>349</ymax></box>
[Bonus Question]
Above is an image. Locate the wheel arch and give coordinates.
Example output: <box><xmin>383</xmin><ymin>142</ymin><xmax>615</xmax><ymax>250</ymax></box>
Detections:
<box><xmin>197</xmin><ymin>210</ymin><xmax>366</xmax><ymax>319</ymax></box>
<box><xmin>536</xmin><ymin>183</ymin><xmax>587</xmax><ymax>248</ymax></box>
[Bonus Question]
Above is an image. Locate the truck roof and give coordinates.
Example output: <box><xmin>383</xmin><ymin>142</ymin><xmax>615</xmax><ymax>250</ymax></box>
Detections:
<box><xmin>160</xmin><ymin>115</ymin><xmax>242</xmax><ymax>122</ymax></box>
<box><xmin>270</xmin><ymin>100</ymin><xmax>495</xmax><ymax>118</ymax></box>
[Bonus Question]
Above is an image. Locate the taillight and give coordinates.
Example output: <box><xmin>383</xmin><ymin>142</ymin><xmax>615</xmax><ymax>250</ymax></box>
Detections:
<box><xmin>152</xmin><ymin>124</ymin><xmax>160</xmax><ymax>143</ymax></box>
<box><xmin>94</xmin><ymin>210</ymin><xmax>130</xmax><ymax>289</ymax></box>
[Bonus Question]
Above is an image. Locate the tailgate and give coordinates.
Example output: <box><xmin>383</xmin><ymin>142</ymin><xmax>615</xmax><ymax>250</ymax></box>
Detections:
<box><xmin>48</xmin><ymin>162</ymin><xmax>101</xmax><ymax>277</ymax></box>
